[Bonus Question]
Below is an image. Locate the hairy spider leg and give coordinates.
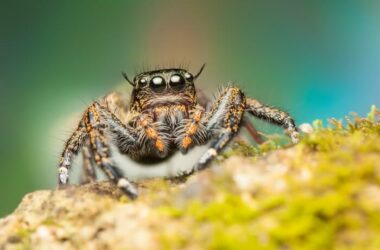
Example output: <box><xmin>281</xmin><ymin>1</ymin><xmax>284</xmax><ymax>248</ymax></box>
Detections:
<box><xmin>174</xmin><ymin>86</ymin><xmax>246</xmax><ymax>178</ymax></box>
<box><xmin>85</xmin><ymin>103</ymin><xmax>138</xmax><ymax>199</ymax></box>
<box><xmin>80</xmin><ymin>90</ymin><xmax>128</xmax><ymax>184</ymax></box>
<box><xmin>197</xmin><ymin>88</ymin><xmax>264</xmax><ymax>144</ymax></box>
<box><xmin>80</xmin><ymin>140</ymin><xmax>97</xmax><ymax>184</ymax></box>
<box><xmin>58</xmin><ymin>121</ymin><xmax>87</xmax><ymax>185</ymax></box>
<box><xmin>58</xmin><ymin>102</ymin><xmax>139</xmax><ymax>199</ymax></box>
<box><xmin>245</xmin><ymin>98</ymin><xmax>299</xmax><ymax>143</ymax></box>
<box><xmin>241</xmin><ymin>119</ymin><xmax>264</xmax><ymax>144</ymax></box>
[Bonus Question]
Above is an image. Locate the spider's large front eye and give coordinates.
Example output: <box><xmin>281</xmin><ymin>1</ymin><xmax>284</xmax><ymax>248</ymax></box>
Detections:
<box><xmin>150</xmin><ymin>76</ymin><xmax>166</xmax><ymax>93</ymax></box>
<box><xmin>169</xmin><ymin>74</ymin><xmax>186</xmax><ymax>91</ymax></box>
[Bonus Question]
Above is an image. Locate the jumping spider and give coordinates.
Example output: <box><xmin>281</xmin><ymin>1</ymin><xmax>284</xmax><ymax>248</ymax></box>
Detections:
<box><xmin>58</xmin><ymin>65</ymin><xmax>299</xmax><ymax>199</ymax></box>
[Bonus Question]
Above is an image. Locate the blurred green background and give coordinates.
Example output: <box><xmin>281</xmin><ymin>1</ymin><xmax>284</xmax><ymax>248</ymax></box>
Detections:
<box><xmin>0</xmin><ymin>0</ymin><xmax>379</xmax><ymax>216</ymax></box>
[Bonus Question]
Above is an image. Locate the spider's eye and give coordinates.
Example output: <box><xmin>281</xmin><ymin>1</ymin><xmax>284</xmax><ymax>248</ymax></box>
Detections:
<box><xmin>169</xmin><ymin>74</ymin><xmax>186</xmax><ymax>91</ymax></box>
<box><xmin>184</xmin><ymin>72</ymin><xmax>193</xmax><ymax>81</ymax></box>
<box><xmin>150</xmin><ymin>76</ymin><xmax>166</xmax><ymax>93</ymax></box>
<box><xmin>138</xmin><ymin>78</ymin><xmax>147</xmax><ymax>88</ymax></box>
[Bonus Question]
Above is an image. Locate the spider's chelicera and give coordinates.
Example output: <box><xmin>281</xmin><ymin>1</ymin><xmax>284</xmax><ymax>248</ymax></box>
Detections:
<box><xmin>58</xmin><ymin>65</ymin><xmax>299</xmax><ymax>199</ymax></box>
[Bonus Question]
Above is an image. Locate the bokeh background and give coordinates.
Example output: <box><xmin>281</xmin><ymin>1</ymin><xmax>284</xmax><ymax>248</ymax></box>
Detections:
<box><xmin>1</xmin><ymin>0</ymin><xmax>379</xmax><ymax>216</ymax></box>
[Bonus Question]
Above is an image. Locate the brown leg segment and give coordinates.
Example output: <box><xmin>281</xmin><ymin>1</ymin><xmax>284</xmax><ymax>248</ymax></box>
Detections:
<box><xmin>80</xmin><ymin>140</ymin><xmax>97</xmax><ymax>184</ymax></box>
<box><xmin>58</xmin><ymin>121</ymin><xmax>87</xmax><ymax>185</ymax></box>
<box><xmin>242</xmin><ymin>119</ymin><xmax>264</xmax><ymax>144</ymax></box>
<box><xmin>196</xmin><ymin>88</ymin><xmax>264</xmax><ymax>144</ymax></box>
<box><xmin>58</xmin><ymin>101</ymin><xmax>139</xmax><ymax>199</ymax></box>
<box><xmin>135</xmin><ymin>114</ymin><xmax>169</xmax><ymax>157</ymax></box>
<box><xmin>246</xmin><ymin>98</ymin><xmax>299</xmax><ymax>143</ymax></box>
<box><xmin>85</xmin><ymin>103</ymin><xmax>138</xmax><ymax>199</ymax></box>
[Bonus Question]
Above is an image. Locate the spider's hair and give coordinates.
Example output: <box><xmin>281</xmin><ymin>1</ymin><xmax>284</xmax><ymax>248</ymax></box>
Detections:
<box><xmin>131</xmin><ymin>60</ymin><xmax>207</xmax><ymax>77</ymax></box>
<box><xmin>122</xmin><ymin>63</ymin><xmax>207</xmax><ymax>87</ymax></box>
<box><xmin>133</xmin><ymin>62</ymin><xmax>190</xmax><ymax>76</ymax></box>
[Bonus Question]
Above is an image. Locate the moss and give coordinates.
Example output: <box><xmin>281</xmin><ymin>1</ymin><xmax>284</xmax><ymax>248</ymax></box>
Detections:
<box><xmin>11</xmin><ymin>228</ymin><xmax>34</xmax><ymax>250</ymax></box>
<box><xmin>157</xmin><ymin>106</ymin><xmax>380</xmax><ymax>250</ymax></box>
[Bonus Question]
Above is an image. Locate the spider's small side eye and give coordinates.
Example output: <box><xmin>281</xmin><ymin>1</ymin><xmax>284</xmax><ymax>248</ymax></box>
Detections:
<box><xmin>150</xmin><ymin>76</ymin><xmax>166</xmax><ymax>93</ymax></box>
<box><xmin>169</xmin><ymin>74</ymin><xmax>186</xmax><ymax>91</ymax></box>
<box><xmin>138</xmin><ymin>78</ymin><xmax>148</xmax><ymax>88</ymax></box>
<box><xmin>184</xmin><ymin>72</ymin><xmax>193</xmax><ymax>81</ymax></box>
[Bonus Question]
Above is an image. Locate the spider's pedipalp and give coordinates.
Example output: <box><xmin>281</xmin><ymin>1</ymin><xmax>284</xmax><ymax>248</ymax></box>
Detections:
<box><xmin>134</xmin><ymin>114</ymin><xmax>170</xmax><ymax>158</ymax></box>
<box><xmin>174</xmin><ymin>106</ymin><xmax>208</xmax><ymax>153</ymax></box>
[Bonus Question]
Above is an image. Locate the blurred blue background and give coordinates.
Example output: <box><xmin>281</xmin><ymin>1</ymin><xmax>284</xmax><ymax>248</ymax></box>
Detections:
<box><xmin>0</xmin><ymin>0</ymin><xmax>379</xmax><ymax>216</ymax></box>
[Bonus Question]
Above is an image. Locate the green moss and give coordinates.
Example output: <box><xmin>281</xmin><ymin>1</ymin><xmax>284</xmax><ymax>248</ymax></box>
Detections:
<box><xmin>157</xmin><ymin>106</ymin><xmax>380</xmax><ymax>250</ymax></box>
<box><xmin>11</xmin><ymin>228</ymin><xmax>34</xmax><ymax>250</ymax></box>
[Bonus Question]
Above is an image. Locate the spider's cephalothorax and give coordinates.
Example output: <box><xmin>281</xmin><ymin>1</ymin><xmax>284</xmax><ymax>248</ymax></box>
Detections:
<box><xmin>58</xmin><ymin>65</ymin><xmax>299</xmax><ymax>199</ymax></box>
<box><xmin>128</xmin><ymin>68</ymin><xmax>198</xmax><ymax>112</ymax></box>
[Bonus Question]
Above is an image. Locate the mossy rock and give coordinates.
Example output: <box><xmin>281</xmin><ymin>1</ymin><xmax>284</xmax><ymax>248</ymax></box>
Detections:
<box><xmin>0</xmin><ymin>106</ymin><xmax>379</xmax><ymax>250</ymax></box>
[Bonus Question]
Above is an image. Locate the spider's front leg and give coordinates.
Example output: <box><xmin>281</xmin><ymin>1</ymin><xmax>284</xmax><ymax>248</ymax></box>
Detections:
<box><xmin>175</xmin><ymin>86</ymin><xmax>246</xmax><ymax>178</ymax></box>
<box><xmin>246</xmin><ymin>98</ymin><xmax>299</xmax><ymax>143</ymax></box>
<box><xmin>79</xmin><ymin>91</ymin><xmax>129</xmax><ymax>184</ymax></box>
<box><xmin>58</xmin><ymin>102</ymin><xmax>139</xmax><ymax>199</ymax></box>
<box><xmin>58</xmin><ymin>121</ymin><xmax>87</xmax><ymax>185</ymax></box>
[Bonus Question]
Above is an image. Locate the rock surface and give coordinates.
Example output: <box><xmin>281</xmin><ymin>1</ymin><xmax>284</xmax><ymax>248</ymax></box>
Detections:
<box><xmin>0</xmin><ymin>107</ymin><xmax>379</xmax><ymax>250</ymax></box>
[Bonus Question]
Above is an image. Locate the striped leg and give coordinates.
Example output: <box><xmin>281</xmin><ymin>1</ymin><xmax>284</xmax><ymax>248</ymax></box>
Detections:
<box><xmin>174</xmin><ymin>106</ymin><xmax>208</xmax><ymax>153</ymax></box>
<box><xmin>85</xmin><ymin>103</ymin><xmax>138</xmax><ymax>199</ymax></box>
<box><xmin>135</xmin><ymin>114</ymin><xmax>169</xmax><ymax>158</ymax></box>
<box><xmin>58</xmin><ymin>121</ymin><xmax>87</xmax><ymax>185</ymax></box>
<box><xmin>174</xmin><ymin>86</ymin><xmax>246</xmax><ymax>178</ymax></box>
<box><xmin>197</xmin><ymin>88</ymin><xmax>263</xmax><ymax>144</ymax></box>
<box><xmin>58</xmin><ymin>102</ymin><xmax>139</xmax><ymax>199</ymax></box>
<box><xmin>246</xmin><ymin>98</ymin><xmax>299</xmax><ymax>143</ymax></box>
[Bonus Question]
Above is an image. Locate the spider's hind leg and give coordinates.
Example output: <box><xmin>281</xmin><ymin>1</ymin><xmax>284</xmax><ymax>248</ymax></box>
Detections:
<box><xmin>80</xmin><ymin>140</ymin><xmax>97</xmax><ymax>184</ymax></box>
<box><xmin>246</xmin><ymin>98</ymin><xmax>299</xmax><ymax>143</ymax></box>
<box><xmin>242</xmin><ymin>118</ymin><xmax>264</xmax><ymax>144</ymax></box>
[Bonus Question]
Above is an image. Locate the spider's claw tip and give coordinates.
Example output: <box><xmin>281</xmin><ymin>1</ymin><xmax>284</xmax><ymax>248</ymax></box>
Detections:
<box><xmin>290</xmin><ymin>132</ymin><xmax>300</xmax><ymax>144</ymax></box>
<box><xmin>117</xmin><ymin>178</ymin><xmax>139</xmax><ymax>200</ymax></box>
<box><xmin>58</xmin><ymin>167</ymin><xmax>69</xmax><ymax>184</ymax></box>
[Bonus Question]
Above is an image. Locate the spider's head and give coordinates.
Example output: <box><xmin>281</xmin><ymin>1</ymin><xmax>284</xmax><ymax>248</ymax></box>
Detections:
<box><xmin>123</xmin><ymin>65</ymin><xmax>205</xmax><ymax>110</ymax></box>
